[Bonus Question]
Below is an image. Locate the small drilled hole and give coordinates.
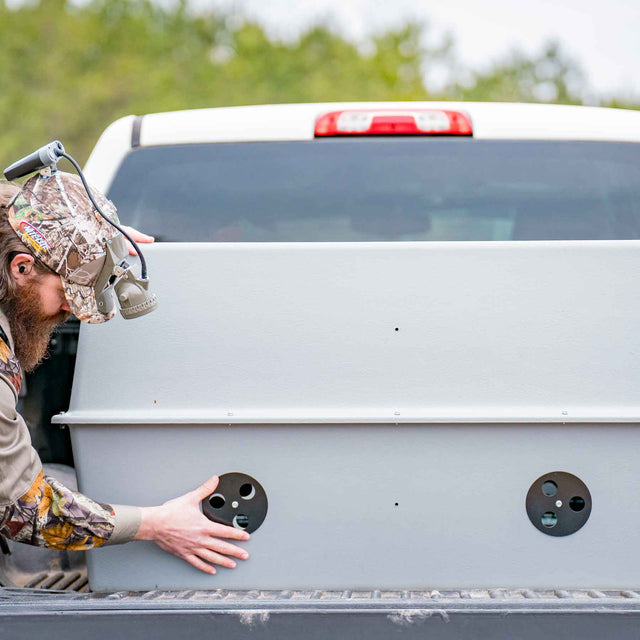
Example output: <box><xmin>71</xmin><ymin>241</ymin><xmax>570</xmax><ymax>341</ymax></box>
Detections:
<box><xmin>233</xmin><ymin>514</ymin><xmax>249</xmax><ymax>529</ymax></box>
<box><xmin>569</xmin><ymin>496</ymin><xmax>585</xmax><ymax>512</ymax></box>
<box><xmin>541</xmin><ymin>481</ymin><xmax>557</xmax><ymax>497</ymax></box>
<box><xmin>239</xmin><ymin>483</ymin><xmax>255</xmax><ymax>500</ymax></box>
<box><xmin>541</xmin><ymin>512</ymin><xmax>558</xmax><ymax>528</ymax></box>
<box><xmin>394</xmin><ymin>327</ymin><xmax>399</xmax><ymax>331</ymax></box>
<box><xmin>394</xmin><ymin>502</ymin><xmax>399</xmax><ymax>507</ymax></box>
<box><xmin>209</xmin><ymin>494</ymin><xmax>225</xmax><ymax>509</ymax></box>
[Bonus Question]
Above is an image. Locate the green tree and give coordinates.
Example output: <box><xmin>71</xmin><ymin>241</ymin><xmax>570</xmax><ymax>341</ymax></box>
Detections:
<box><xmin>450</xmin><ymin>41</ymin><xmax>585</xmax><ymax>104</ymax></box>
<box><xmin>0</xmin><ymin>0</ymin><xmax>449</xmax><ymax>168</ymax></box>
<box><xmin>0</xmin><ymin>0</ymin><xmax>637</xmax><ymax>174</ymax></box>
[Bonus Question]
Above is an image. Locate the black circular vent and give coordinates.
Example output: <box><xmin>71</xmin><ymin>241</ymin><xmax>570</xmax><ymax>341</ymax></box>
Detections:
<box><xmin>526</xmin><ymin>471</ymin><xmax>591</xmax><ymax>537</ymax></box>
<box><xmin>202</xmin><ymin>472</ymin><xmax>268</xmax><ymax>534</ymax></box>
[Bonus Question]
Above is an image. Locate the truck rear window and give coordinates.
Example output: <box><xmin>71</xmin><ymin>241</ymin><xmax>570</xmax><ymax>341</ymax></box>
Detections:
<box><xmin>107</xmin><ymin>139</ymin><xmax>640</xmax><ymax>242</ymax></box>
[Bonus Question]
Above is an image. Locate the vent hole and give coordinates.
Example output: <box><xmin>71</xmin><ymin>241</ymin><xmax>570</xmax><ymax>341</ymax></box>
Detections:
<box><xmin>209</xmin><ymin>494</ymin><xmax>225</xmax><ymax>509</ymax></box>
<box><xmin>233</xmin><ymin>514</ymin><xmax>249</xmax><ymax>529</ymax></box>
<box><xmin>541</xmin><ymin>512</ymin><xmax>558</xmax><ymax>528</ymax></box>
<box><xmin>541</xmin><ymin>481</ymin><xmax>558</xmax><ymax>497</ymax></box>
<box><xmin>239</xmin><ymin>483</ymin><xmax>255</xmax><ymax>500</ymax></box>
<box><xmin>569</xmin><ymin>496</ymin><xmax>585</xmax><ymax>512</ymax></box>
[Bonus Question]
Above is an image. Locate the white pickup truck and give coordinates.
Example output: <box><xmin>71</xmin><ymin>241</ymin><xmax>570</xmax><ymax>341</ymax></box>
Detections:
<box><xmin>3</xmin><ymin>102</ymin><xmax>640</xmax><ymax>639</ymax></box>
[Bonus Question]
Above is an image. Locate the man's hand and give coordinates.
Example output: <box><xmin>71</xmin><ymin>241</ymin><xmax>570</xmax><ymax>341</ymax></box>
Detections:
<box><xmin>135</xmin><ymin>475</ymin><xmax>250</xmax><ymax>574</ymax></box>
<box><xmin>120</xmin><ymin>225</ymin><xmax>155</xmax><ymax>256</ymax></box>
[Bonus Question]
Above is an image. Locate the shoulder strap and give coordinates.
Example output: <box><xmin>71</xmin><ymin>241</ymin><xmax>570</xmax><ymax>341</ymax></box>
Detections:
<box><xmin>0</xmin><ymin>322</ymin><xmax>22</xmax><ymax>396</ymax></box>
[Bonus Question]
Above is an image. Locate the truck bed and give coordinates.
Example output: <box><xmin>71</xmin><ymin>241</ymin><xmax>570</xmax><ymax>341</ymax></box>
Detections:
<box><xmin>2</xmin><ymin>587</ymin><xmax>640</xmax><ymax>639</ymax></box>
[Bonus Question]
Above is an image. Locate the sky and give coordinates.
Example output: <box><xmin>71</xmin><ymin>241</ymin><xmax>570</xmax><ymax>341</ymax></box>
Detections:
<box><xmin>192</xmin><ymin>0</ymin><xmax>640</xmax><ymax>102</ymax></box>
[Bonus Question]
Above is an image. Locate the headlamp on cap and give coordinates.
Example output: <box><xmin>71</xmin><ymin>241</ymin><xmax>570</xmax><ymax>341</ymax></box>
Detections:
<box><xmin>95</xmin><ymin>234</ymin><xmax>157</xmax><ymax>320</ymax></box>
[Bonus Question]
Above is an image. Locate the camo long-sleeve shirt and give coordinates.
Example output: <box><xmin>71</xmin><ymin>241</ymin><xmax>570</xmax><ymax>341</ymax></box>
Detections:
<box><xmin>0</xmin><ymin>309</ymin><xmax>140</xmax><ymax>549</ymax></box>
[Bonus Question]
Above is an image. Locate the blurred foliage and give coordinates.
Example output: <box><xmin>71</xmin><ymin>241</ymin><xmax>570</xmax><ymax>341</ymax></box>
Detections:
<box><xmin>0</xmin><ymin>0</ymin><xmax>637</xmax><ymax>171</ymax></box>
<box><xmin>448</xmin><ymin>42</ymin><xmax>585</xmax><ymax>104</ymax></box>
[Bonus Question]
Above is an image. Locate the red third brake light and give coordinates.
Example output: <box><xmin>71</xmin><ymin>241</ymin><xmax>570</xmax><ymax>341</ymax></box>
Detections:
<box><xmin>314</xmin><ymin>109</ymin><xmax>473</xmax><ymax>137</ymax></box>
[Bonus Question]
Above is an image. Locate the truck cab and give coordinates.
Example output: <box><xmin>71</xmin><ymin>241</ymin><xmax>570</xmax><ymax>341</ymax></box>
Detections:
<box><xmin>4</xmin><ymin>102</ymin><xmax>640</xmax><ymax>638</ymax></box>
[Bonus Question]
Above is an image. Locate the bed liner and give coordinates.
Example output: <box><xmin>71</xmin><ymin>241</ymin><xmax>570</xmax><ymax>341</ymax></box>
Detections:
<box><xmin>2</xmin><ymin>587</ymin><xmax>640</xmax><ymax>639</ymax></box>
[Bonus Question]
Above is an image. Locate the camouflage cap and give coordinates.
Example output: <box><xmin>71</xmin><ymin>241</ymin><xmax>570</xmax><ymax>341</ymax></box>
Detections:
<box><xmin>7</xmin><ymin>171</ymin><xmax>121</xmax><ymax>323</ymax></box>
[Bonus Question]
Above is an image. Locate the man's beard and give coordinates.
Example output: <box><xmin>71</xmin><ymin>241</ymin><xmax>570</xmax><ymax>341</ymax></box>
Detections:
<box><xmin>4</xmin><ymin>279</ymin><xmax>71</xmax><ymax>372</ymax></box>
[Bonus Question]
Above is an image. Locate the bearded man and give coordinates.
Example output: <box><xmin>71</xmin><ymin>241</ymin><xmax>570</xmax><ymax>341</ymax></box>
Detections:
<box><xmin>0</xmin><ymin>173</ymin><xmax>249</xmax><ymax>575</ymax></box>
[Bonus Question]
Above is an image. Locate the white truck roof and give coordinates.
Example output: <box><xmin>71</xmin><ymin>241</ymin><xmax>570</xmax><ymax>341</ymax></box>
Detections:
<box><xmin>85</xmin><ymin>102</ymin><xmax>640</xmax><ymax>192</ymax></box>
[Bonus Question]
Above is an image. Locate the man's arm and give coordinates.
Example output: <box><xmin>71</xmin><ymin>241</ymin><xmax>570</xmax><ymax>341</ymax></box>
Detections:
<box><xmin>0</xmin><ymin>379</ymin><xmax>249</xmax><ymax>571</ymax></box>
<box><xmin>0</xmin><ymin>468</ymin><xmax>119</xmax><ymax>549</ymax></box>
<box><xmin>0</xmin><ymin>378</ymin><xmax>120</xmax><ymax>549</ymax></box>
<box><xmin>135</xmin><ymin>475</ymin><xmax>250</xmax><ymax>574</ymax></box>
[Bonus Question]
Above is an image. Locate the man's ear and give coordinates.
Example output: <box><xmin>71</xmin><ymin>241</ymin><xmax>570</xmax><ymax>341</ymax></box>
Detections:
<box><xmin>9</xmin><ymin>254</ymin><xmax>36</xmax><ymax>283</ymax></box>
